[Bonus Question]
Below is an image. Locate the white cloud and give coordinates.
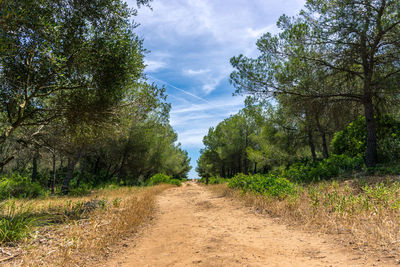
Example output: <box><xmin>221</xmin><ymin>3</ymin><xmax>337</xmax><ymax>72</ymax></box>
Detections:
<box><xmin>201</xmin><ymin>76</ymin><xmax>225</xmax><ymax>94</ymax></box>
<box><xmin>134</xmin><ymin>0</ymin><xmax>306</xmax><ymax>94</ymax></box>
<box><xmin>246</xmin><ymin>25</ymin><xmax>279</xmax><ymax>38</ymax></box>
<box><xmin>183</xmin><ymin>68</ymin><xmax>211</xmax><ymax>76</ymax></box>
<box><xmin>176</xmin><ymin>129</ymin><xmax>208</xmax><ymax>147</ymax></box>
<box><xmin>170</xmin><ymin>96</ymin><xmax>245</xmax><ymax>147</ymax></box>
<box><xmin>171</xmin><ymin>97</ymin><xmax>244</xmax><ymax>115</ymax></box>
<box><xmin>144</xmin><ymin>59</ymin><xmax>166</xmax><ymax>72</ymax></box>
<box><xmin>183</xmin><ymin>67</ymin><xmax>229</xmax><ymax>94</ymax></box>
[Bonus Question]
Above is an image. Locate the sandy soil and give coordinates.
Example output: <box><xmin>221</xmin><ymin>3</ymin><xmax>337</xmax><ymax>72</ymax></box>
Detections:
<box><xmin>105</xmin><ymin>182</ymin><xmax>391</xmax><ymax>267</ymax></box>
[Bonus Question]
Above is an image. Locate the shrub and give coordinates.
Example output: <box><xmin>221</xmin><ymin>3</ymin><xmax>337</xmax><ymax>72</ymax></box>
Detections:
<box><xmin>0</xmin><ymin>173</ymin><xmax>45</xmax><ymax>200</ymax></box>
<box><xmin>209</xmin><ymin>177</ymin><xmax>228</xmax><ymax>184</ymax></box>
<box><xmin>228</xmin><ymin>173</ymin><xmax>295</xmax><ymax>199</ymax></box>
<box><xmin>199</xmin><ymin>176</ymin><xmax>227</xmax><ymax>185</ymax></box>
<box><xmin>147</xmin><ymin>173</ymin><xmax>170</xmax><ymax>186</ymax></box>
<box><xmin>281</xmin><ymin>154</ymin><xmax>364</xmax><ymax>183</ymax></box>
<box><xmin>331</xmin><ymin>115</ymin><xmax>400</xmax><ymax>163</ymax></box>
<box><xmin>169</xmin><ymin>179</ymin><xmax>182</xmax><ymax>186</ymax></box>
<box><xmin>146</xmin><ymin>174</ymin><xmax>183</xmax><ymax>186</ymax></box>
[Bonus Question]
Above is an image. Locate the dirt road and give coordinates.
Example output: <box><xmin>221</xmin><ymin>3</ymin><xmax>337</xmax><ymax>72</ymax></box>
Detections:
<box><xmin>106</xmin><ymin>182</ymin><xmax>385</xmax><ymax>267</ymax></box>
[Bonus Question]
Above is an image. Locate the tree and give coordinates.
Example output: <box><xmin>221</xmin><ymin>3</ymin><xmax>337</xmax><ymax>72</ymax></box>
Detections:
<box><xmin>0</xmin><ymin>0</ymin><xmax>148</xmax><ymax>167</ymax></box>
<box><xmin>230</xmin><ymin>0</ymin><xmax>400</xmax><ymax>167</ymax></box>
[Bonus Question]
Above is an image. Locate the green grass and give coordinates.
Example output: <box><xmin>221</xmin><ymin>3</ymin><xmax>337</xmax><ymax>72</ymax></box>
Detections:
<box><xmin>0</xmin><ymin>199</ymin><xmax>39</xmax><ymax>243</ymax></box>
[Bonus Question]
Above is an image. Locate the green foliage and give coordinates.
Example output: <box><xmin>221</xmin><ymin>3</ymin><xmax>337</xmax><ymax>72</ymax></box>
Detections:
<box><xmin>281</xmin><ymin>154</ymin><xmax>364</xmax><ymax>183</ymax></box>
<box><xmin>0</xmin><ymin>173</ymin><xmax>45</xmax><ymax>200</ymax></box>
<box><xmin>169</xmin><ymin>179</ymin><xmax>182</xmax><ymax>187</ymax></box>
<box><xmin>331</xmin><ymin>116</ymin><xmax>366</xmax><ymax>157</ymax></box>
<box><xmin>147</xmin><ymin>173</ymin><xmax>170</xmax><ymax>186</ymax></box>
<box><xmin>228</xmin><ymin>173</ymin><xmax>295</xmax><ymax>199</ymax></box>
<box><xmin>146</xmin><ymin>173</ymin><xmax>182</xmax><ymax>186</ymax></box>
<box><xmin>367</xmin><ymin>163</ymin><xmax>400</xmax><ymax>176</ymax></box>
<box><xmin>0</xmin><ymin>200</ymin><xmax>38</xmax><ymax>243</ymax></box>
<box><xmin>68</xmin><ymin>184</ymin><xmax>91</xmax><ymax>197</ymax></box>
<box><xmin>331</xmin><ymin>115</ymin><xmax>400</xmax><ymax>163</ymax></box>
<box><xmin>0</xmin><ymin>0</ymin><xmax>191</xmax><ymax>194</ymax></box>
<box><xmin>209</xmin><ymin>177</ymin><xmax>228</xmax><ymax>185</ymax></box>
<box><xmin>230</xmin><ymin>0</ymin><xmax>400</xmax><ymax>167</ymax></box>
<box><xmin>199</xmin><ymin>176</ymin><xmax>228</xmax><ymax>185</ymax></box>
<box><xmin>303</xmin><ymin>179</ymin><xmax>400</xmax><ymax>216</ymax></box>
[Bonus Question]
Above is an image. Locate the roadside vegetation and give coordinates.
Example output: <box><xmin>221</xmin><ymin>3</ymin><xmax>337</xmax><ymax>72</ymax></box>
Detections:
<box><xmin>0</xmin><ymin>171</ymin><xmax>179</xmax><ymax>266</ymax></box>
<box><xmin>198</xmin><ymin>0</ymin><xmax>400</xmax><ymax>259</ymax></box>
<box><xmin>0</xmin><ymin>184</ymin><xmax>172</xmax><ymax>265</ymax></box>
<box><xmin>207</xmin><ymin>176</ymin><xmax>400</xmax><ymax>257</ymax></box>
<box><xmin>0</xmin><ymin>0</ymin><xmax>191</xmax><ymax>198</ymax></box>
<box><xmin>0</xmin><ymin>1</ymin><xmax>190</xmax><ymax>265</ymax></box>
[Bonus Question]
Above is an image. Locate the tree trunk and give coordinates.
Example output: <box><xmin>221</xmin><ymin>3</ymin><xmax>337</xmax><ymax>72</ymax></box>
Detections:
<box><xmin>238</xmin><ymin>154</ymin><xmax>242</xmax><ymax>174</ymax></box>
<box><xmin>93</xmin><ymin>156</ymin><xmax>100</xmax><ymax>174</ymax></box>
<box><xmin>308</xmin><ymin>129</ymin><xmax>317</xmax><ymax>161</ymax></box>
<box><xmin>32</xmin><ymin>147</ymin><xmax>39</xmax><ymax>181</ymax></box>
<box><xmin>253</xmin><ymin>162</ymin><xmax>257</xmax><ymax>174</ymax></box>
<box><xmin>315</xmin><ymin>114</ymin><xmax>329</xmax><ymax>159</ymax></box>
<box><xmin>51</xmin><ymin>153</ymin><xmax>56</xmax><ymax>195</ymax></box>
<box><xmin>363</xmin><ymin>96</ymin><xmax>378</xmax><ymax>167</ymax></box>
<box><xmin>105</xmin><ymin>163</ymin><xmax>112</xmax><ymax>179</ymax></box>
<box><xmin>244</xmin><ymin>128</ymin><xmax>248</xmax><ymax>174</ymax></box>
<box><xmin>77</xmin><ymin>158</ymin><xmax>86</xmax><ymax>187</ymax></box>
<box><xmin>118</xmin><ymin>150</ymin><xmax>129</xmax><ymax>184</ymax></box>
<box><xmin>61</xmin><ymin>151</ymin><xmax>82</xmax><ymax>195</ymax></box>
<box><xmin>321</xmin><ymin>132</ymin><xmax>329</xmax><ymax>159</ymax></box>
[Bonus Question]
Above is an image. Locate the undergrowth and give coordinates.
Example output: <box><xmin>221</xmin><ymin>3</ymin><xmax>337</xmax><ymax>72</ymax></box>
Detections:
<box><xmin>0</xmin><ymin>184</ymin><xmax>172</xmax><ymax>266</ymax></box>
<box><xmin>0</xmin><ymin>200</ymin><xmax>39</xmax><ymax>244</ymax></box>
<box><xmin>228</xmin><ymin>173</ymin><xmax>295</xmax><ymax>199</ymax></box>
<box><xmin>209</xmin><ymin>176</ymin><xmax>400</xmax><ymax>257</ymax></box>
<box><xmin>147</xmin><ymin>173</ymin><xmax>182</xmax><ymax>186</ymax></box>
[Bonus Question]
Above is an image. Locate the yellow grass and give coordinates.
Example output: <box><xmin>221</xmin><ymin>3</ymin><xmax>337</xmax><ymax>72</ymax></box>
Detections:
<box><xmin>1</xmin><ymin>184</ymin><xmax>171</xmax><ymax>266</ymax></box>
<box><xmin>208</xmin><ymin>179</ymin><xmax>400</xmax><ymax>258</ymax></box>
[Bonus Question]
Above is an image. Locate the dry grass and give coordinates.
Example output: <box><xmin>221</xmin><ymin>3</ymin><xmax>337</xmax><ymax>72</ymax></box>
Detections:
<box><xmin>1</xmin><ymin>184</ymin><xmax>171</xmax><ymax>266</ymax></box>
<box><xmin>208</xmin><ymin>177</ymin><xmax>400</xmax><ymax>258</ymax></box>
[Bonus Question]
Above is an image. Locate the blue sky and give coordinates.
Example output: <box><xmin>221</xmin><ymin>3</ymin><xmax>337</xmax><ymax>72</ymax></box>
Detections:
<box><xmin>128</xmin><ymin>0</ymin><xmax>306</xmax><ymax>178</ymax></box>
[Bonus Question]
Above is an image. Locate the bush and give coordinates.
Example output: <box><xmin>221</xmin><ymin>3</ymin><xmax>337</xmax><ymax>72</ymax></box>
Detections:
<box><xmin>169</xmin><ymin>179</ymin><xmax>182</xmax><ymax>186</ymax></box>
<box><xmin>147</xmin><ymin>173</ymin><xmax>181</xmax><ymax>186</ymax></box>
<box><xmin>228</xmin><ymin>173</ymin><xmax>295</xmax><ymax>199</ymax></box>
<box><xmin>331</xmin><ymin>115</ymin><xmax>400</xmax><ymax>162</ymax></box>
<box><xmin>281</xmin><ymin>154</ymin><xmax>364</xmax><ymax>183</ymax></box>
<box><xmin>199</xmin><ymin>176</ymin><xmax>227</xmax><ymax>185</ymax></box>
<box><xmin>147</xmin><ymin>173</ymin><xmax>170</xmax><ymax>186</ymax></box>
<box><xmin>0</xmin><ymin>173</ymin><xmax>45</xmax><ymax>200</ymax></box>
<box><xmin>367</xmin><ymin>163</ymin><xmax>400</xmax><ymax>175</ymax></box>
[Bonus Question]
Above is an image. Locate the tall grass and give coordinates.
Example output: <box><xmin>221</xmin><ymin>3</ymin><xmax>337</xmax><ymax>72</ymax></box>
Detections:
<box><xmin>15</xmin><ymin>184</ymin><xmax>172</xmax><ymax>266</ymax></box>
<box><xmin>0</xmin><ymin>200</ymin><xmax>38</xmax><ymax>244</ymax></box>
<box><xmin>209</xmin><ymin>176</ymin><xmax>400</xmax><ymax>257</ymax></box>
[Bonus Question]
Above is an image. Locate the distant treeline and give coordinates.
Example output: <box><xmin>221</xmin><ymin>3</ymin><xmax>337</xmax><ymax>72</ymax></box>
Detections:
<box><xmin>0</xmin><ymin>0</ymin><xmax>191</xmax><ymax>195</ymax></box>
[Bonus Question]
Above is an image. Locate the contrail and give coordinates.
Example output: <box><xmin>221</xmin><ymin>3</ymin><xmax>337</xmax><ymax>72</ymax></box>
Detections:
<box><xmin>148</xmin><ymin>75</ymin><xmax>211</xmax><ymax>104</ymax></box>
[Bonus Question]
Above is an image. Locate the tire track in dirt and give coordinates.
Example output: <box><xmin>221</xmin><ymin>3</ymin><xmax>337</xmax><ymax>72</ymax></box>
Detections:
<box><xmin>105</xmin><ymin>182</ymin><xmax>389</xmax><ymax>266</ymax></box>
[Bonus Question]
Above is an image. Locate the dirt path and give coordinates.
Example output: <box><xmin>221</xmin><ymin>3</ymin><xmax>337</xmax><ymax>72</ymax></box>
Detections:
<box><xmin>105</xmin><ymin>182</ymin><xmax>387</xmax><ymax>267</ymax></box>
